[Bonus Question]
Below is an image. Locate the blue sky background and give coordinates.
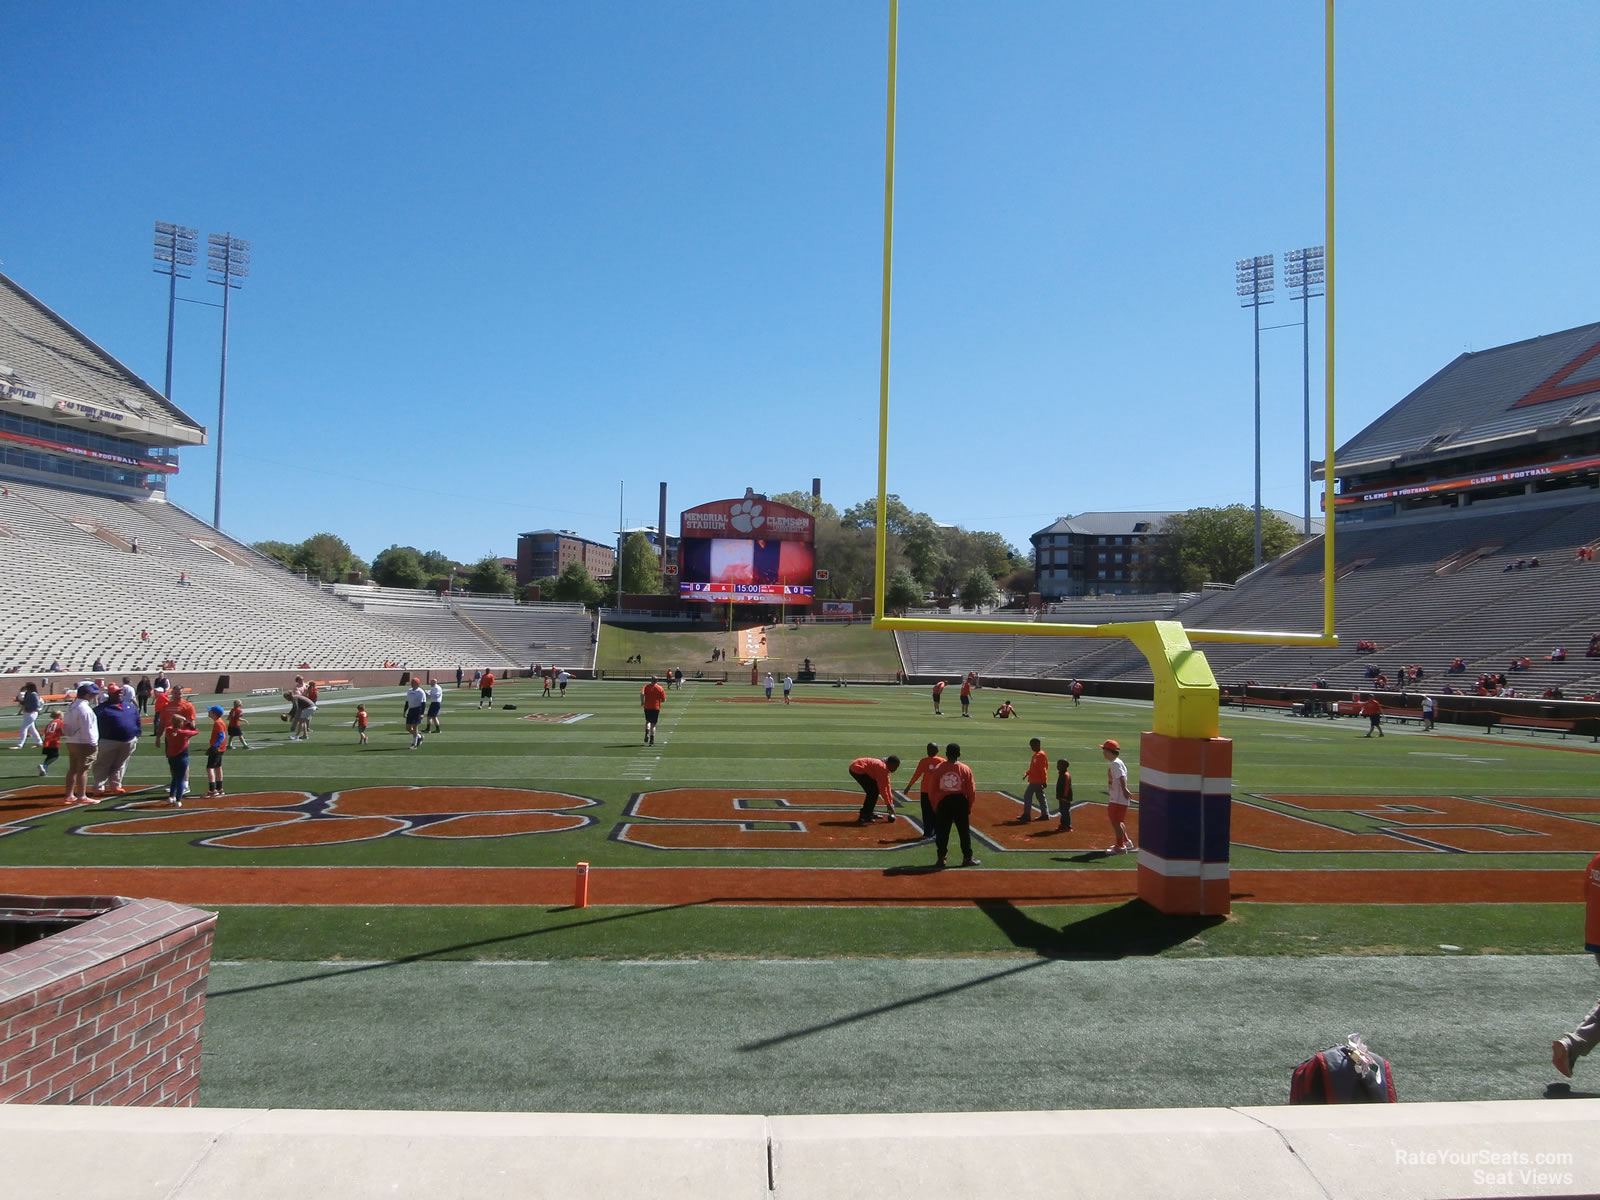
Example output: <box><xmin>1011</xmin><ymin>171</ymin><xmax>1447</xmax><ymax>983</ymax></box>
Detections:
<box><xmin>6</xmin><ymin>1</ymin><xmax>1597</xmax><ymax>564</ymax></box>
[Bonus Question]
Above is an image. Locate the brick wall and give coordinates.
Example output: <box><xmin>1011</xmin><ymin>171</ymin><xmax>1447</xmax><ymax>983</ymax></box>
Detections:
<box><xmin>0</xmin><ymin>894</ymin><xmax>217</xmax><ymax>1106</ymax></box>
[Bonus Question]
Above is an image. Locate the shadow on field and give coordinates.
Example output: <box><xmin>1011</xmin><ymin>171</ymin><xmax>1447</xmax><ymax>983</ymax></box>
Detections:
<box><xmin>737</xmin><ymin>899</ymin><xmax>1221</xmax><ymax>1052</ymax></box>
<box><xmin>977</xmin><ymin>898</ymin><xmax>1223</xmax><ymax>961</ymax></box>
<box><xmin>205</xmin><ymin>901</ymin><xmax>706</xmax><ymax>998</ymax></box>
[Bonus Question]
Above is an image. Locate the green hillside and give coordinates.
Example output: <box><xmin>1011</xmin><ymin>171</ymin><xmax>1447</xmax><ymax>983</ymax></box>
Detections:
<box><xmin>596</xmin><ymin>620</ymin><xmax>903</xmax><ymax>679</ymax></box>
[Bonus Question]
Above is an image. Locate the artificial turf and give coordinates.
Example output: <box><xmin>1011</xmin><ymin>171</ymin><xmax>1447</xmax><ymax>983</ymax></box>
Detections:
<box><xmin>4</xmin><ymin>678</ymin><xmax>1594</xmax><ymax>880</ymax></box>
<box><xmin>197</xmin><ymin>953</ymin><xmax>1600</xmax><ymax>1112</ymax></box>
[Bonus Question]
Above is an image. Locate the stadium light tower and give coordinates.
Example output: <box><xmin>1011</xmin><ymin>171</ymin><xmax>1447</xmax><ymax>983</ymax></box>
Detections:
<box><xmin>1236</xmin><ymin>253</ymin><xmax>1275</xmax><ymax>569</ymax></box>
<box><xmin>152</xmin><ymin>222</ymin><xmax>197</xmax><ymax>400</ymax></box>
<box><xmin>207</xmin><ymin>232</ymin><xmax>250</xmax><ymax>531</ymax></box>
<box><xmin>1284</xmin><ymin>246</ymin><xmax>1326</xmax><ymax>536</ymax></box>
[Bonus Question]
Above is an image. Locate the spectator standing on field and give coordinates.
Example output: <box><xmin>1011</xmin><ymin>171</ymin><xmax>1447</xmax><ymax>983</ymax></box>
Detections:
<box><xmin>12</xmin><ymin>682</ymin><xmax>43</xmax><ymax>748</ymax></box>
<box><xmin>849</xmin><ymin>754</ymin><xmax>901</xmax><ymax>823</ymax></box>
<box><xmin>764</xmin><ymin>672</ymin><xmax>775</xmax><ymax>700</ymax></box>
<box><xmin>959</xmin><ymin>675</ymin><xmax>973</xmax><ymax>717</ymax></box>
<box><xmin>1361</xmin><ymin>694</ymin><xmax>1385</xmax><ymax>737</ymax></box>
<box><xmin>89</xmin><ymin>683</ymin><xmax>141</xmax><ymax>796</ymax></box>
<box><xmin>404</xmin><ymin>680</ymin><xmax>427</xmax><ymax>748</ymax></box>
<box><xmin>226</xmin><ymin>701</ymin><xmax>249</xmax><ymax>749</ymax></box>
<box><xmin>135</xmin><ymin>675</ymin><xmax>152</xmax><ymax>715</ymax></box>
<box><xmin>1101</xmin><ymin>739</ymin><xmax>1136</xmax><ymax>854</ymax></box>
<box><xmin>1420</xmin><ymin>694</ymin><xmax>1435</xmax><ymax>732</ymax></box>
<box><xmin>162</xmin><ymin>706</ymin><xmax>198</xmax><ymax>807</ymax></box>
<box><xmin>478</xmin><ymin>669</ymin><xmax>495</xmax><ymax>708</ymax></box>
<box><xmin>782</xmin><ymin>675</ymin><xmax>793</xmax><ymax>704</ymax></box>
<box><xmin>557</xmin><ymin>668</ymin><xmax>570</xmax><ymax>697</ymax></box>
<box><xmin>203</xmin><ymin>706</ymin><xmax>229</xmax><ymax>798</ymax></box>
<box><xmin>426</xmin><ymin>680</ymin><xmax>444</xmax><ymax>733</ymax></box>
<box><xmin>932</xmin><ymin>679</ymin><xmax>946</xmax><ymax>715</ymax></box>
<box><xmin>906</xmin><ymin>742</ymin><xmax>944</xmax><ymax>840</ymax></box>
<box><xmin>455</xmin><ymin>665</ymin><xmax>464</xmax><ymax>689</ymax></box>
<box><xmin>353</xmin><ymin>704</ymin><xmax>369</xmax><ymax>744</ymax></box>
<box><xmin>62</xmin><ymin>682</ymin><xmax>100</xmax><ymax>805</ymax></box>
<box><xmin>37</xmin><ymin>709</ymin><xmax>63</xmax><ymax>777</ymax></box>
<box><xmin>1552</xmin><ymin>851</ymin><xmax>1600</xmax><ymax>1080</ymax></box>
<box><xmin>641</xmin><ymin>675</ymin><xmax>665</xmax><ymax>745</ymax></box>
<box><xmin>1070</xmin><ymin>678</ymin><xmax>1083</xmax><ymax>706</ymax></box>
<box><xmin>1020</xmin><ymin>737</ymin><xmax>1050</xmax><ymax>821</ymax></box>
<box><xmin>931</xmin><ymin>742</ymin><xmax>980</xmax><ymax>868</ymax></box>
<box><xmin>1055</xmin><ymin>758</ymin><xmax>1074</xmax><ymax>831</ymax></box>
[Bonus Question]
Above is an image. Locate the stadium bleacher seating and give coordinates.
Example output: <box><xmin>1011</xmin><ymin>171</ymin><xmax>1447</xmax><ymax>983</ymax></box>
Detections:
<box><xmin>899</xmin><ymin>494</ymin><xmax>1600</xmax><ymax>695</ymax></box>
<box><xmin>0</xmin><ymin>482</ymin><xmax>586</xmax><ymax>674</ymax></box>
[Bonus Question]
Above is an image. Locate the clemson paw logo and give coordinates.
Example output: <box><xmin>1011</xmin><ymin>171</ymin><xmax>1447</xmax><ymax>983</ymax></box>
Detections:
<box><xmin>729</xmin><ymin>500</ymin><xmax>764</xmax><ymax>533</ymax></box>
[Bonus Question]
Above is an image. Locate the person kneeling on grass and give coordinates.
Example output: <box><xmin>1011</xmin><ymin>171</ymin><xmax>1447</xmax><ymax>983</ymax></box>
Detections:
<box><xmin>931</xmin><ymin>743</ymin><xmax>979</xmax><ymax>868</ymax></box>
<box><xmin>849</xmin><ymin>754</ymin><xmax>900</xmax><ymax>823</ymax></box>
<box><xmin>993</xmin><ymin>700</ymin><xmax>1017</xmax><ymax>719</ymax></box>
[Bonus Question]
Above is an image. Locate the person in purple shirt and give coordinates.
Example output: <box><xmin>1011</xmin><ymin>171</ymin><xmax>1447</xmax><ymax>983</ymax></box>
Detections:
<box><xmin>90</xmin><ymin>683</ymin><xmax>143</xmax><ymax>797</ymax></box>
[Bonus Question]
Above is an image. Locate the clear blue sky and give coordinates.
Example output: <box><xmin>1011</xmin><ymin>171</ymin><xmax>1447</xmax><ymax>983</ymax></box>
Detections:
<box><xmin>7</xmin><ymin>1</ymin><xmax>1597</xmax><ymax>564</ymax></box>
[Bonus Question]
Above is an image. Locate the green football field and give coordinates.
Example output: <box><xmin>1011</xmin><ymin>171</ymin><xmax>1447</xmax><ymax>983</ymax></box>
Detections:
<box><xmin>9</xmin><ymin>676</ymin><xmax>1596</xmax><ymax>1111</ymax></box>
<box><xmin>4</xmin><ymin>676</ymin><xmax>1594</xmax><ymax>959</ymax></box>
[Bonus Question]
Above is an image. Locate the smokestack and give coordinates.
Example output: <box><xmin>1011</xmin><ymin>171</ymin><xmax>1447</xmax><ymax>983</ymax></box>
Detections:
<box><xmin>658</xmin><ymin>482</ymin><xmax>668</xmax><ymax>558</ymax></box>
<box><xmin>812</xmin><ymin>478</ymin><xmax>821</xmax><ymax>505</ymax></box>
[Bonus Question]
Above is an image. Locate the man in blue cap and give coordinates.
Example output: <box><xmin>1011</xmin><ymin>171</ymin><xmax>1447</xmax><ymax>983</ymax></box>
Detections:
<box><xmin>203</xmin><ymin>705</ymin><xmax>229</xmax><ymax>798</ymax></box>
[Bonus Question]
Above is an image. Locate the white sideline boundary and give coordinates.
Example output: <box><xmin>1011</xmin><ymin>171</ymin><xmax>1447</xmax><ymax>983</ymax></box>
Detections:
<box><xmin>3</xmin><ymin>1099</ymin><xmax>1596</xmax><ymax>1199</ymax></box>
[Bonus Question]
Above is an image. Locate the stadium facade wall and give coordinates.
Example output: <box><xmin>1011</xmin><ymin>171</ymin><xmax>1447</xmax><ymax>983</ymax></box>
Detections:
<box><xmin>0</xmin><ymin>895</ymin><xmax>216</xmax><ymax>1106</ymax></box>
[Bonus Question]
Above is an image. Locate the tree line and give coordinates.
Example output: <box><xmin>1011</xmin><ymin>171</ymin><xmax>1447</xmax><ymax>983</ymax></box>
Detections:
<box><xmin>249</xmin><ymin>499</ymin><xmax>1301</xmax><ymax>612</ymax></box>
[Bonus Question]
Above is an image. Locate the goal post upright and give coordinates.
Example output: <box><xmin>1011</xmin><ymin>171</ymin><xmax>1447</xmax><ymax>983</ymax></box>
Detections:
<box><xmin>868</xmin><ymin>1</ymin><xmax>1340</xmax><ymax>916</ymax></box>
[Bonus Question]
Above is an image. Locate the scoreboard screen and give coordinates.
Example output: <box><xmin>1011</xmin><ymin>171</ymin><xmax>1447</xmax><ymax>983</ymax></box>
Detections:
<box><xmin>678</xmin><ymin>537</ymin><xmax>815</xmax><ymax>604</ymax></box>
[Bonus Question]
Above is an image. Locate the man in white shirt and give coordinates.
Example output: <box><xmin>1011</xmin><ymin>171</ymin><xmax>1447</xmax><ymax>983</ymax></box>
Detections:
<box><xmin>426</xmin><ymin>680</ymin><xmax>444</xmax><ymax>733</ymax></box>
<box><xmin>62</xmin><ymin>682</ymin><xmax>101</xmax><ymax>804</ymax></box>
<box><xmin>403</xmin><ymin>681</ymin><xmax>427</xmax><ymax>748</ymax></box>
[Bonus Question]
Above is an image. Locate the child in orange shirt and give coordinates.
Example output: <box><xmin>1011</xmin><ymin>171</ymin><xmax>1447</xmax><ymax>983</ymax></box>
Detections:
<box><xmin>353</xmin><ymin>704</ymin><xmax>369</xmax><ymax>744</ymax></box>
<box><xmin>226</xmin><ymin>701</ymin><xmax>249</xmax><ymax>749</ymax></box>
<box><xmin>204</xmin><ymin>706</ymin><xmax>228</xmax><ymax>798</ymax></box>
<box><xmin>38</xmin><ymin>710</ymin><xmax>63</xmax><ymax>776</ymax></box>
<box><xmin>163</xmin><ymin>708</ymin><xmax>199</xmax><ymax>807</ymax></box>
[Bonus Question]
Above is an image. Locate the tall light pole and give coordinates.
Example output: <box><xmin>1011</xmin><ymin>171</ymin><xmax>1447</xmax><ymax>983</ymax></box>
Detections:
<box><xmin>1236</xmin><ymin>253</ymin><xmax>1274</xmax><ymax>568</ymax></box>
<box><xmin>207</xmin><ymin>233</ymin><xmax>249</xmax><ymax>531</ymax></box>
<box><xmin>1284</xmin><ymin>246</ymin><xmax>1325</xmax><ymax>536</ymax></box>
<box><xmin>152</xmin><ymin>222</ymin><xmax>196</xmax><ymax>400</ymax></box>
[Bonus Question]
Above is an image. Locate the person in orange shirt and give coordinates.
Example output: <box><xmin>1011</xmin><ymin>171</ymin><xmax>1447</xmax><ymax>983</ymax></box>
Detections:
<box><xmin>641</xmin><ymin>676</ymin><xmax>666</xmax><ymax>746</ymax></box>
<box><xmin>959</xmin><ymin>676</ymin><xmax>973</xmax><ymax>717</ymax></box>
<box><xmin>353</xmin><ymin>704</ymin><xmax>369</xmax><ymax>744</ymax></box>
<box><xmin>931</xmin><ymin>742</ymin><xmax>979</xmax><ymax>868</ymax></box>
<box><xmin>162</xmin><ymin>705</ymin><xmax>199</xmax><ymax>807</ymax></box>
<box><xmin>905</xmin><ymin>742</ymin><xmax>944</xmax><ymax>838</ymax></box>
<box><xmin>849</xmin><ymin>754</ymin><xmax>900</xmax><ymax>823</ymax></box>
<box><xmin>478</xmin><ymin>670</ymin><xmax>496</xmax><ymax>708</ymax></box>
<box><xmin>1552</xmin><ymin>851</ymin><xmax>1600</xmax><ymax>1079</ymax></box>
<box><xmin>203</xmin><ymin>706</ymin><xmax>228</xmax><ymax>798</ymax></box>
<box><xmin>1360</xmin><ymin>694</ymin><xmax>1384</xmax><ymax>738</ymax></box>
<box><xmin>151</xmin><ymin>686</ymin><xmax>171</xmax><ymax>748</ymax></box>
<box><xmin>226</xmin><ymin>700</ymin><xmax>249</xmax><ymax>749</ymax></box>
<box><xmin>932</xmin><ymin>679</ymin><xmax>946</xmax><ymax>715</ymax></box>
<box><xmin>37</xmin><ymin>709</ymin><xmax>63</xmax><ymax>777</ymax></box>
<box><xmin>1020</xmin><ymin>737</ymin><xmax>1050</xmax><ymax>821</ymax></box>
